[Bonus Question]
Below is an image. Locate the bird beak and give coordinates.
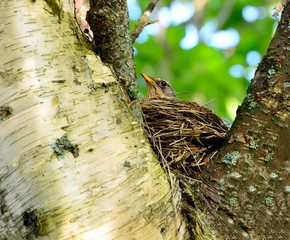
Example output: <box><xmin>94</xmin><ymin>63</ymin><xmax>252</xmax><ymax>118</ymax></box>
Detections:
<box><xmin>140</xmin><ymin>73</ymin><xmax>157</xmax><ymax>86</ymax></box>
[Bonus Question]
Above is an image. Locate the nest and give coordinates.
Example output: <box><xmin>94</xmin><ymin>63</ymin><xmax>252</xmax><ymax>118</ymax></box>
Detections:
<box><xmin>141</xmin><ymin>97</ymin><xmax>228</xmax><ymax>177</ymax></box>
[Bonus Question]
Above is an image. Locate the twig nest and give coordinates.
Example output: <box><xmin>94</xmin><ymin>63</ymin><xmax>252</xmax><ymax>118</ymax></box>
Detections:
<box><xmin>141</xmin><ymin>97</ymin><xmax>228</xmax><ymax>176</ymax></box>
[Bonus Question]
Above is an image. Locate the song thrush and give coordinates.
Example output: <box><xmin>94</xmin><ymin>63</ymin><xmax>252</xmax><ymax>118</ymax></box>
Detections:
<box><xmin>140</xmin><ymin>73</ymin><xmax>229</xmax><ymax>238</ymax></box>
<box><xmin>140</xmin><ymin>73</ymin><xmax>176</xmax><ymax>98</ymax></box>
<box><xmin>140</xmin><ymin>72</ymin><xmax>228</xmax><ymax>175</ymax></box>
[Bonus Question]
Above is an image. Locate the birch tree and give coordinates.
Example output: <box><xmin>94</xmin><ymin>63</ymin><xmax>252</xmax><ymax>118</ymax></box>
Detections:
<box><xmin>0</xmin><ymin>0</ymin><xmax>289</xmax><ymax>239</ymax></box>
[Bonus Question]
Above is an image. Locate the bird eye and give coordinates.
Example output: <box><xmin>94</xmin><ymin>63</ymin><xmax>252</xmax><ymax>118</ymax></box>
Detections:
<box><xmin>161</xmin><ymin>81</ymin><xmax>167</xmax><ymax>87</ymax></box>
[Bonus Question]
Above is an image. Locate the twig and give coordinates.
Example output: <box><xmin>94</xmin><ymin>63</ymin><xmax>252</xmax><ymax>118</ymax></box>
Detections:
<box><xmin>272</xmin><ymin>0</ymin><xmax>286</xmax><ymax>18</ymax></box>
<box><xmin>131</xmin><ymin>0</ymin><xmax>159</xmax><ymax>43</ymax></box>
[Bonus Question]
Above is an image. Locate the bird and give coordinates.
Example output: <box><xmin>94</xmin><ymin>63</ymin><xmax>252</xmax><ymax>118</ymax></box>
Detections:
<box><xmin>140</xmin><ymin>73</ymin><xmax>229</xmax><ymax>236</ymax></box>
<box><xmin>140</xmin><ymin>73</ymin><xmax>176</xmax><ymax>98</ymax></box>
<box><xmin>140</xmin><ymin>72</ymin><xmax>228</xmax><ymax>174</ymax></box>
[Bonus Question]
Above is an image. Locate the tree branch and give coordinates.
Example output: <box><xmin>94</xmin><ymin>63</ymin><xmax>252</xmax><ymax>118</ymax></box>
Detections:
<box><xmin>87</xmin><ymin>0</ymin><xmax>137</xmax><ymax>100</ymax></box>
<box><xmin>131</xmin><ymin>0</ymin><xmax>159</xmax><ymax>44</ymax></box>
<box><xmin>198</xmin><ymin>2</ymin><xmax>290</xmax><ymax>238</ymax></box>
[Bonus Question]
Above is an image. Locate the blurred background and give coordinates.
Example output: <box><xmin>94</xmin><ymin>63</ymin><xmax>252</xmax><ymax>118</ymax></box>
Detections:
<box><xmin>128</xmin><ymin>0</ymin><xmax>279</xmax><ymax>121</ymax></box>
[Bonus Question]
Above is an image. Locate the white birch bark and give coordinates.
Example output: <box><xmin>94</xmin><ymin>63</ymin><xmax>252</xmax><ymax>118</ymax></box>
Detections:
<box><xmin>0</xmin><ymin>0</ymin><xmax>185</xmax><ymax>239</ymax></box>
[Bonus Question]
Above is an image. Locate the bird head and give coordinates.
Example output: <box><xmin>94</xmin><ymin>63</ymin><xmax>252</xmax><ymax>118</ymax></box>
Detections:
<box><xmin>140</xmin><ymin>73</ymin><xmax>176</xmax><ymax>98</ymax></box>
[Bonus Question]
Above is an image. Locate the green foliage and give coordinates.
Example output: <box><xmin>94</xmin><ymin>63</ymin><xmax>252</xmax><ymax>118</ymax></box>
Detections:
<box><xmin>130</xmin><ymin>0</ymin><xmax>277</xmax><ymax>121</ymax></box>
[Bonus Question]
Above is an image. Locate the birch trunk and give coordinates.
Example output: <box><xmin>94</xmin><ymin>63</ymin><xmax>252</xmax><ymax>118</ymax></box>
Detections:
<box><xmin>0</xmin><ymin>1</ymin><xmax>184</xmax><ymax>239</ymax></box>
